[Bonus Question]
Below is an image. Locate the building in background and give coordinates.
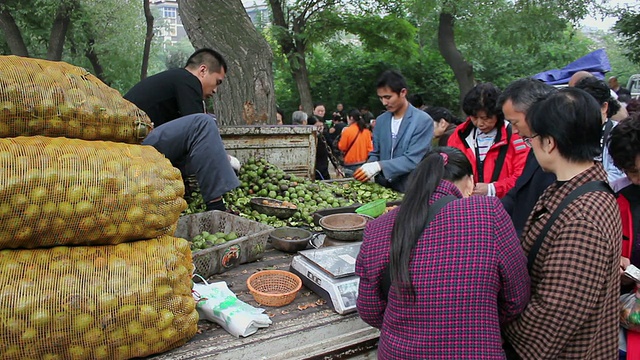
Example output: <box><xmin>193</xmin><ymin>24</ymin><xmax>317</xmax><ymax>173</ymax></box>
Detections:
<box><xmin>151</xmin><ymin>0</ymin><xmax>269</xmax><ymax>45</ymax></box>
<box><xmin>243</xmin><ymin>0</ymin><xmax>270</xmax><ymax>26</ymax></box>
<box><xmin>150</xmin><ymin>0</ymin><xmax>187</xmax><ymax>43</ymax></box>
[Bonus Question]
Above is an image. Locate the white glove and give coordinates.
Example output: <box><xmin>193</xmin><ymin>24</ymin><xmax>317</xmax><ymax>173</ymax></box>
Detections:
<box><xmin>228</xmin><ymin>155</ymin><xmax>241</xmax><ymax>171</ymax></box>
<box><xmin>359</xmin><ymin>162</ymin><xmax>381</xmax><ymax>180</ymax></box>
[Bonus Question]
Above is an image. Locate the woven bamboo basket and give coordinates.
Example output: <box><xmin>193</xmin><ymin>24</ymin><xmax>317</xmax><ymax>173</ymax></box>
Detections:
<box><xmin>246</xmin><ymin>270</ymin><xmax>302</xmax><ymax>307</ymax></box>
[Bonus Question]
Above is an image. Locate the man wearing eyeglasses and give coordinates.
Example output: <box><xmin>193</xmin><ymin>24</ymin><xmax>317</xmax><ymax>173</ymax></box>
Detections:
<box><xmin>498</xmin><ymin>79</ymin><xmax>557</xmax><ymax>236</ymax></box>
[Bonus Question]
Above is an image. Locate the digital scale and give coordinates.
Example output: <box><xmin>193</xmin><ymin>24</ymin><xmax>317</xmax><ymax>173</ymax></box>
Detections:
<box><xmin>290</xmin><ymin>242</ymin><xmax>361</xmax><ymax>315</ymax></box>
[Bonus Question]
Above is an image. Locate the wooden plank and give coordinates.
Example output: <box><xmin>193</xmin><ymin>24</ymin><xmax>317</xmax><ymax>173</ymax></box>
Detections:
<box><xmin>220</xmin><ymin>125</ymin><xmax>318</xmax><ymax>178</ymax></box>
<box><xmin>151</xmin><ymin>246</ymin><xmax>379</xmax><ymax>359</ymax></box>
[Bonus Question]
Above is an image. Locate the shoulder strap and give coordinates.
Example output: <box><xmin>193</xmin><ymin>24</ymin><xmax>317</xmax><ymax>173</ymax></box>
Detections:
<box><xmin>381</xmin><ymin>195</ymin><xmax>457</xmax><ymax>300</ymax></box>
<box><xmin>490</xmin><ymin>124</ymin><xmax>512</xmax><ymax>183</ymax></box>
<box><xmin>602</xmin><ymin>119</ymin><xmax>614</xmax><ymax>153</ymax></box>
<box><xmin>344</xmin><ymin>130</ymin><xmax>362</xmax><ymax>157</ymax></box>
<box><xmin>526</xmin><ymin>181</ymin><xmax>613</xmax><ymax>273</ymax></box>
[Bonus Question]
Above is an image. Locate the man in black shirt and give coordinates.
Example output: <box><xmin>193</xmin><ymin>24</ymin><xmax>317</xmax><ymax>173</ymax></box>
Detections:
<box><xmin>127</xmin><ymin>49</ymin><xmax>239</xmax><ymax>211</ymax></box>
<box><xmin>125</xmin><ymin>48</ymin><xmax>227</xmax><ymax>127</ymax></box>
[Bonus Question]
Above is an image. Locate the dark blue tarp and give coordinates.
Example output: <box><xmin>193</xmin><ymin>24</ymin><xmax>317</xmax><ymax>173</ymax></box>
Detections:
<box><xmin>532</xmin><ymin>49</ymin><xmax>611</xmax><ymax>85</ymax></box>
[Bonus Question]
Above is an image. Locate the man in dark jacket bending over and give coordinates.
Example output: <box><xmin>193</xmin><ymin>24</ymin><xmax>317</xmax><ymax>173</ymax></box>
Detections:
<box><xmin>498</xmin><ymin>78</ymin><xmax>557</xmax><ymax>236</ymax></box>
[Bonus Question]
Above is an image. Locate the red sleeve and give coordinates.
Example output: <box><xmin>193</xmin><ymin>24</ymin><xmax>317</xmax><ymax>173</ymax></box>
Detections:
<box><xmin>493</xmin><ymin>135</ymin><xmax>529</xmax><ymax>198</ymax></box>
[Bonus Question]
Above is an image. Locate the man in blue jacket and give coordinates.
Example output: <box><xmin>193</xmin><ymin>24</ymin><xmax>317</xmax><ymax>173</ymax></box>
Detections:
<box><xmin>498</xmin><ymin>78</ymin><xmax>557</xmax><ymax>236</ymax></box>
<box><xmin>354</xmin><ymin>70</ymin><xmax>433</xmax><ymax>192</ymax></box>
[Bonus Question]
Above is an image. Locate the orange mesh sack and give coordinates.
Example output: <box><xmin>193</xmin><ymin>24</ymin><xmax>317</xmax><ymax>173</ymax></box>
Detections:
<box><xmin>0</xmin><ymin>55</ymin><xmax>152</xmax><ymax>143</ymax></box>
<box><xmin>0</xmin><ymin>236</ymin><xmax>198</xmax><ymax>359</ymax></box>
<box><xmin>0</xmin><ymin>136</ymin><xmax>187</xmax><ymax>249</ymax></box>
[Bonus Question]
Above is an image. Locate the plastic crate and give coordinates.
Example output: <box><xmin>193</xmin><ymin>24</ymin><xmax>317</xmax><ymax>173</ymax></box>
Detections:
<box><xmin>175</xmin><ymin>210</ymin><xmax>274</xmax><ymax>279</ymax></box>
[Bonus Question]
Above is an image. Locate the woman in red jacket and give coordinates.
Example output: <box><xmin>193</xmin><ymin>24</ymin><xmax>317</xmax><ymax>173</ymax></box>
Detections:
<box><xmin>609</xmin><ymin>114</ymin><xmax>640</xmax><ymax>360</ymax></box>
<box><xmin>338</xmin><ymin>109</ymin><xmax>373</xmax><ymax>174</ymax></box>
<box><xmin>447</xmin><ymin>83</ymin><xmax>528</xmax><ymax>198</ymax></box>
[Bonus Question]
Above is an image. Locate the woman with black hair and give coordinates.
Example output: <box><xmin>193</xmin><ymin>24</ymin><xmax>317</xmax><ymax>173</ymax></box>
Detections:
<box><xmin>356</xmin><ymin>146</ymin><xmax>529</xmax><ymax>360</ymax></box>
<box><xmin>608</xmin><ymin>113</ymin><xmax>640</xmax><ymax>360</ymax></box>
<box><xmin>574</xmin><ymin>76</ymin><xmax>626</xmax><ymax>183</ymax></box>
<box><xmin>502</xmin><ymin>87</ymin><xmax>622</xmax><ymax>359</ymax></box>
<box><xmin>338</xmin><ymin>109</ymin><xmax>373</xmax><ymax>174</ymax></box>
<box><xmin>447</xmin><ymin>83</ymin><xmax>529</xmax><ymax>198</ymax></box>
<box><xmin>426</xmin><ymin>106</ymin><xmax>460</xmax><ymax>146</ymax></box>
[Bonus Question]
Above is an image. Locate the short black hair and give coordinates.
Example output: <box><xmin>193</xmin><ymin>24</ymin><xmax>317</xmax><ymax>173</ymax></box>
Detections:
<box><xmin>628</xmin><ymin>99</ymin><xmax>640</xmax><ymax>115</ymax></box>
<box><xmin>376</xmin><ymin>70</ymin><xmax>408</xmax><ymax>94</ymax></box>
<box><xmin>608</xmin><ymin>113</ymin><xmax>640</xmax><ymax>171</ymax></box>
<box><xmin>408</xmin><ymin>94</ymin><xmax>424</xmax><ymax>108</ymax></box>
<box><xmin>574</xmin><ymin>76</ymin><xmax>620</xmax><ymax>118</ymax></box>
<box><xmin>426</xmin><ymin>107</ymin><xmax>455</xmax><ymax>124</ymax></box>
<box><xmin>619</xmin><ymin>94</ymin><xmax>632</xmax><ymax>104</ymax></box>
<box><xmin>308</xmin><ymin>114</ymin><xmax>323</xmax><ymax>125</ymax></box>
<box><xmin>462</xmin><ymin>83</ymin><xmax>503</xmax><ymax>121</ymax></box>
<box><xmin>528</xmin><ymin>87</ymin><xmax>602</xmax><ymax>162</ymax></box>
<box><xmin>498</xmin><ymin>78</ymin><xmax>556</xmax><ymax>113</ymax></box>
<box><xmin>185</xmin><ymin>48</ymin><xmax>227</xmax><ymax>73</ymax></box>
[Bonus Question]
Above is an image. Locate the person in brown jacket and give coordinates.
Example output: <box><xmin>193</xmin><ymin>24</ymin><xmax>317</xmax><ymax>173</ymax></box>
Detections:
<box><xmin>503</xmin><ymin>87</ymin><xmax>622</xmax><ymax>359</ymax></box>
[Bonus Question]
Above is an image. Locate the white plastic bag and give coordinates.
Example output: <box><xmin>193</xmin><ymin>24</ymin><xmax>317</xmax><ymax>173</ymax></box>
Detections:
<box><xmin>193</xmin><ymin>279</ymin><xmax>272</xmax><ymax>337</ymax></box>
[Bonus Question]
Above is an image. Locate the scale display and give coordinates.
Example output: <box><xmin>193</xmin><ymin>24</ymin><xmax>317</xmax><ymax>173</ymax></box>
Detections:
<box><xmin>290</xmin><ymin>243</ymin><xmax>362</xmax><ymax>315</ymax></box>
<box><xmin>298</xmin><ymin>243</ymin><xmax>361</xmax><ymax>278</ymax></box>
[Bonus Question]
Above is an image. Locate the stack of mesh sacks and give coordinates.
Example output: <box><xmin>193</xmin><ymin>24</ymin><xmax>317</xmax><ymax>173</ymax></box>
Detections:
<box><xmin>0</xmin><ymin>56</ymin><xmax>198</xmax><ymax>359</ymax></box>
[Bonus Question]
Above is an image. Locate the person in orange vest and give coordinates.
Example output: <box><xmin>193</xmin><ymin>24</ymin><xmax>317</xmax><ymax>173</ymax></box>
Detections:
<box><xmin>339</xmin><ymin>109</ymin><xmax>373</xmax><ymax>176</ymax></box>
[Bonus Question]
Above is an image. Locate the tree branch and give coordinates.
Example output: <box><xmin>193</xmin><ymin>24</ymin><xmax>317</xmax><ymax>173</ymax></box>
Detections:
<box><xmin>47</xmin><ymin>0</ymin><xmax>77</xmax><ymax>61</ymax></box>
<box><xmin>437</xmin><ymin>12</ymin><xmax>474</xmax><ymax>105</ymax></box>
<box><xmin>141</xmin><ymin>0</ymin><xmax>154</xmax><ymax>80</ymax></box>
<box><xmin>268</xmin><ymin>0</ymin><xmax>295</xmax><ymax>55</ymax></box>
<box><xmin>0</xmin><ymin>7</ymin><xmax>28</xmax><ymax>56</ymax></box>
<box><xmin>84</xmin><ymin>38</ymin><xmax>109</xmax><ymax>85</ymax></box>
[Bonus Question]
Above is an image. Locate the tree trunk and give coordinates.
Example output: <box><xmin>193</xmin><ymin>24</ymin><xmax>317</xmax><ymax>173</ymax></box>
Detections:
<box><xmin>437</xmin><ymin>12</ymin><xmax>475</xmax><ymax>108</ymax></box>
<box><xmin>177</xmin><ymin>0</ymin><xmax>276</xmax><ymax>125</ymax></box>
<box><xmin>141</xmin><ymin>0</ymin><xmax>154</xmax><ymax>80</ymax></box>
<box><xmin>289</xmin><ymin>51</ymin><xmax>313</xmax><ymax>114</ymax></box>
<box><xmin>85</xmin><ymin>38</ymin><xmax>109</xmax><ymax>85</ymax></box>
<box><xmin>268</xmin><ymin>0</ymin><xmax>314</xmax><ymax>114</ymax></box>
<box><xmin>0</xmin><ymin>8</ymin><xmax>28</xmax><ymax>56</ymax></box>
<box><xmin>47</xmin><ymin>0</ymin><xmax>76</xmax><ymax>61</ymax></box>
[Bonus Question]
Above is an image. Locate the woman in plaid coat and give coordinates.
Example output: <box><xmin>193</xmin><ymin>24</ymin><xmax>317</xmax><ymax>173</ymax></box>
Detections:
<box><xmin>356</xmin><ymin>147</ymin><xmax>530</xmax><ymax>359</ymax></box>
<box><xmin>503</xmin><ymin>88</ymin><xmax>622</xmax><ymax>359</ymax></box>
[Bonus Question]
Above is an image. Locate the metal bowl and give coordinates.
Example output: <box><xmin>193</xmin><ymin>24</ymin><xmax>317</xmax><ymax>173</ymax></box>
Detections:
<box><xmin>250</xmin><ymin>197</ymin><xmax>298</xmax><ymax>219</ymax></box>
<box><xmin>269</xmin><ymin>227</ymin><xmax>312</xmax><ymax>253</ymax></box>
<box><xmin>318</xmin><ymin>213</ymin><xmax>373</xmax><ymax>241</ymax></box>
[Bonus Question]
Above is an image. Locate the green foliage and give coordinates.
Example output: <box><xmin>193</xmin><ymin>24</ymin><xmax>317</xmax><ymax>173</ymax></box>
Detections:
<box><xmin>270</xmin><ymin>0</ymin><xmax>618</xmax><ymax>117</ymax></box>
<box><xmin>0</xmin><ymin>0</ymin><xmax>61</xmax><ymax>58</ymax></box>
<box><xmin>272</xmin><ymin>40</ymin><xmax>460</xmax><ymax>118</ymax></box>
<box><xmin>346</xmin><ymin>14</ymin><xmax>418</xmax><ymax>59</ymax></box>
<box><xmin>163</xmin><ymin>38</ymin><xmax>195</xmax><ymax>70</ymax></box>
<box><xmin>66</xmin><ymin>0</ymin><xmax>149</xmax><ymax>92</ymax></box>
<box><xmin>614</xmin><ymin>8</ymin><xmax>640</xmax><ymax>65</ymax></box>
<box><xmin>0</xmin><ymin>0</ymin><xmax>169</xmax><ymax>94</ymax></box>
<box><xmin>590</xmin><ymin>30</ymin><xmax>639</xmax><ymax>85</ymax></box>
